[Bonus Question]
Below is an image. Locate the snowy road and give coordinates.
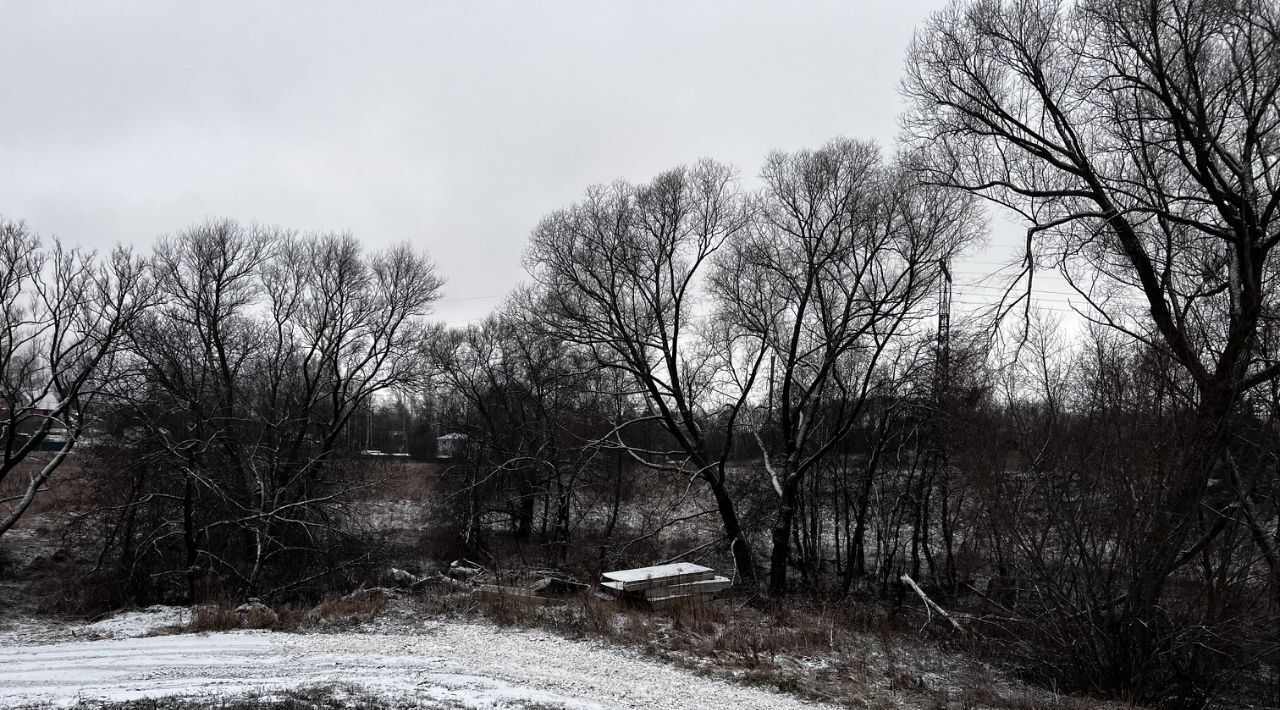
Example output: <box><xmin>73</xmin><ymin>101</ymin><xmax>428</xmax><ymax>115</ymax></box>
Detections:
<box><xmin>0</xmin><ymin>620</ymin><xmax>837</xmax><ymax>709</ymax></box>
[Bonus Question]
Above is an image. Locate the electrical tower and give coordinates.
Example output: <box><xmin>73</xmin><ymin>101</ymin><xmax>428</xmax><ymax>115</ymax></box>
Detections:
<box><xmin>936</xmin><ymin>258</ymin><xmax>953</xmax><ymax>402</ymax></box>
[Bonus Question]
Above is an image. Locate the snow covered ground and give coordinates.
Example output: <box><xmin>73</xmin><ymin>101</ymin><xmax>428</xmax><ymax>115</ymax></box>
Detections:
<box><xmin>0</xmin><ymin>609</ymin><xmax>838</xmax><ymax>709</ymax></box>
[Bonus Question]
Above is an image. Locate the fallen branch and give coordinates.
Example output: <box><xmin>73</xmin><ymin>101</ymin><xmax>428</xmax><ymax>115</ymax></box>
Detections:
<box><xmin>900</xmin><ymin>574</ymin><xmax>964</xmax><ymax>633</ymax></box>
<box><xmin>428</xmin><ymin>571</ymin><xmax>472</xmax><ymax>591</ymax></box>
<box><xmin>389</xmin><ymin>567</ymin><xmax>428</xmax><ymax>589</ymax></box>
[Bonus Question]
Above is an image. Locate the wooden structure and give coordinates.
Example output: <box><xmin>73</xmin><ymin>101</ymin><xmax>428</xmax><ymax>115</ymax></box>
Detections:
<box><xmin>600</xmin><ymin>562</ymin><xmax>730</xmax><ymax>608</ymax></box>
<box><xmin>476</xmin><ymin>584</ymin><xmax>561</xmax><ymax>607</ymax></box>
<box><xmin>473</xmin><ymin>574</ymin><xmax>589</xmax><ymax>607</ymax></box>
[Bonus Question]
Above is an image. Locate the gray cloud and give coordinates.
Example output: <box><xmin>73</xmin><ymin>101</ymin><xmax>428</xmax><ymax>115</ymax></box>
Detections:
<box><xmin>1</xmin><ymin>1</ymin><xmax>952</xmax><ymax>324</ymax></box>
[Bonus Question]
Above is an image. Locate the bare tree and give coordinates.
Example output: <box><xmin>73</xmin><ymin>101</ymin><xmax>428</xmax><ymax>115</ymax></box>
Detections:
<box><xmin>99</xmin><ymin>219</ymin><xmax>441</xmax><ymax>600</ymax></box>
<box><xmin>712</xmin><ymin>139</ymin><xmax>982</xmax><ymax>596</ymax></box>
<box><xmin>524</xmin><ymin>160</ymin><xmax>765</xmax><ymax>583</ymax></box>
<box><xmin>0</xmin><ymin>218</ymin><xmax>151</xmax><ymax>540</ymax></box>
<box><xmin>431</xmin><ymin>295</ymin><xmax>625</xmax><ymax>563</ymax></box>
<box><xmin>903</xmin><ymin>0</ymin><xmax>1280</xmax><ymax>697</ymax></box>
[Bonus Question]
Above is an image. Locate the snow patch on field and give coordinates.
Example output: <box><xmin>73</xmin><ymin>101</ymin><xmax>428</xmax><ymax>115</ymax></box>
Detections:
<box><xmin>82</xmin><ymin>605</ymin><xmax>191</xmax><ymax>638</ymax></box>
<box><xmin>0</xmin><ymin>605</ymin><xmax>190</xmax><ymax>649</ymax></box>
<box><xmin>0</xmin><ymin>618</ymin><xmax>838</xmax><ymax>709</ymax></box>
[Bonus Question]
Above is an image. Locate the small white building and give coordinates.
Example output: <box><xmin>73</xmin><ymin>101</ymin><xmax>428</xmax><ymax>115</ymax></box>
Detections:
<box><xmin>436</xmin><ymin>432</ymin><xmax>469</xmax><ymax>460</ymax></box>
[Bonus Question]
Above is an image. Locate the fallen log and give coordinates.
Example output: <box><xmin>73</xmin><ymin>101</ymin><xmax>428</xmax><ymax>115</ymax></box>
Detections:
<box><xmin>900</xmin><ymin>574</ymin><xmax>964</xmax><ymax>633</ymax></box>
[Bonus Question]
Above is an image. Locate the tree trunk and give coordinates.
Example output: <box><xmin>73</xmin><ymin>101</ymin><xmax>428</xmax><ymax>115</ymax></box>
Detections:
<box><xmin>705</xmin><ymin>475</ymin><xmax>756</xmax><ymax>587</ymax></box>
<box><xmin>514</xmin><ymin>470</ymin><xmax>534</xmax><ymax>541</ymax></box>
<box><xmin>0</xmin><ymin>439</ymin><xmax>75</xmax><ymax>540</ymax></box>
<box><xmin>769</xmin><ymin>480</ymin><xmax>799</xmax><ymax>597</ymax></box>
<box><xmin>183</xmin><ymin>476</ymin><xmax>199</xmax><ymax>603</ymax></box>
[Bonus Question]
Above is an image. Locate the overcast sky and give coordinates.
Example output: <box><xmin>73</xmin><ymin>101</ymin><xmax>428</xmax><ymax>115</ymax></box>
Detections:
<box><xmin>2</xmin><ymin>1</ymin><xmax>1048</xmax><ymax>326</ymax></box>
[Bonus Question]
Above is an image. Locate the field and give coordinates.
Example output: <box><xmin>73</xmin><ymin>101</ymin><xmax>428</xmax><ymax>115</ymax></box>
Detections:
<box><xmin>0</xmin><ymin>606</ymin><xmax>839</xmax><ymax>710</ymax></box>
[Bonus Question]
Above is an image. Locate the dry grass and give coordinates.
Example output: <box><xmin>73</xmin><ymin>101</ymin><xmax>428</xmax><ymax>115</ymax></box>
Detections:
<box><xmin>8</xmin><ymin>683</ymin><xmax>451</xmax><ymax>709</ymax></box>
<box><xmin>453</xmin><ymin>588</ymin><xmax>1129</xmax><ymax>710</ymax></box>
<box><xmin>2</xmin><ymin>456</ymin><xmax>436</xmax><ymax>528</ymax></box>
<box><xmin>184</xmin><ymin>592</ymin><xmax>390</xmax><ymax>633</ymax></box>
<box><xmin>0</xmin><ymin>458</ymin><xmax>95</xmax><ymax>524</ymax></box>
<box><xmin>346</xmin><ymin>460</ymin><xmax>438</xmax><ymax>502</ymax></box>
<box><xmin>307</xmin><ymin>591</ymin><xmax>390</xmax><ymax>624</ymax></box>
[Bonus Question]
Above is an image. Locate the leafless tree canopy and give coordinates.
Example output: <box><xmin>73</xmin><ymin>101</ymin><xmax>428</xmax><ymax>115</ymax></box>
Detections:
<box><xmin>524</xmin><ymin>160</ymin><xmax>764</xmax><ymax>582</ymax></box>
<box><xmin>0</xmin><ymin>218</ymin><xmax>151</xmax><ymax>538</ymax></box>
<box><xmin>521</xmin><ymin>148</ymin><xmax>980</xmax><ymax>595</ymax></box>
<box><xmin>711</xmin><ymin>139</ymin><xmax>983</xmax><ymax>595</ymax></box>
<box><xmin>902</xmin><ymin>0</ymin><xmax>1280</xmax><ymax>701</ymax></box>
<box><xmin>66</xmin><ymin>220</ymin><xmax>443</xmax><ymax>601</ymax></box>
<box><xmin>903</xmin><ymin>0</ymin><xmax>1280</xmax><ymax>385</ymax></box>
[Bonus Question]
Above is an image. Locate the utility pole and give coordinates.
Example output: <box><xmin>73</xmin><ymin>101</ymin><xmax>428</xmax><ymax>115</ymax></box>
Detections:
<box><xmin>936</xmin><ymin>258</ymin><xmax>953</xmax><ymax>400</ymax></box>
<box><xmin>932</xmin><ymin>257</ymin><xmax>955</xmax><ymax>592</ymax></box>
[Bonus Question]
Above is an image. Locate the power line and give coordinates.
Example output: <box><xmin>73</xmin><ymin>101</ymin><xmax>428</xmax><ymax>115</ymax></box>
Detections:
<box><xmin>438</xmin><ymin>293</ymin><xmax>508</xmax><ymax>304</ymax></box>
<box><xmin>952</xmin><ymin>283</ymin><xmax>1149</xmax><ymax>304</ymax></box>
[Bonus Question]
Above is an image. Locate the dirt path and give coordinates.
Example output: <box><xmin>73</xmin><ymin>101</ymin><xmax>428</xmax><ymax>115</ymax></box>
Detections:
<box><xmin>0</xmin><ymin>620</ymin><xmax>838</xmax><ymax>709</ymax></box>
